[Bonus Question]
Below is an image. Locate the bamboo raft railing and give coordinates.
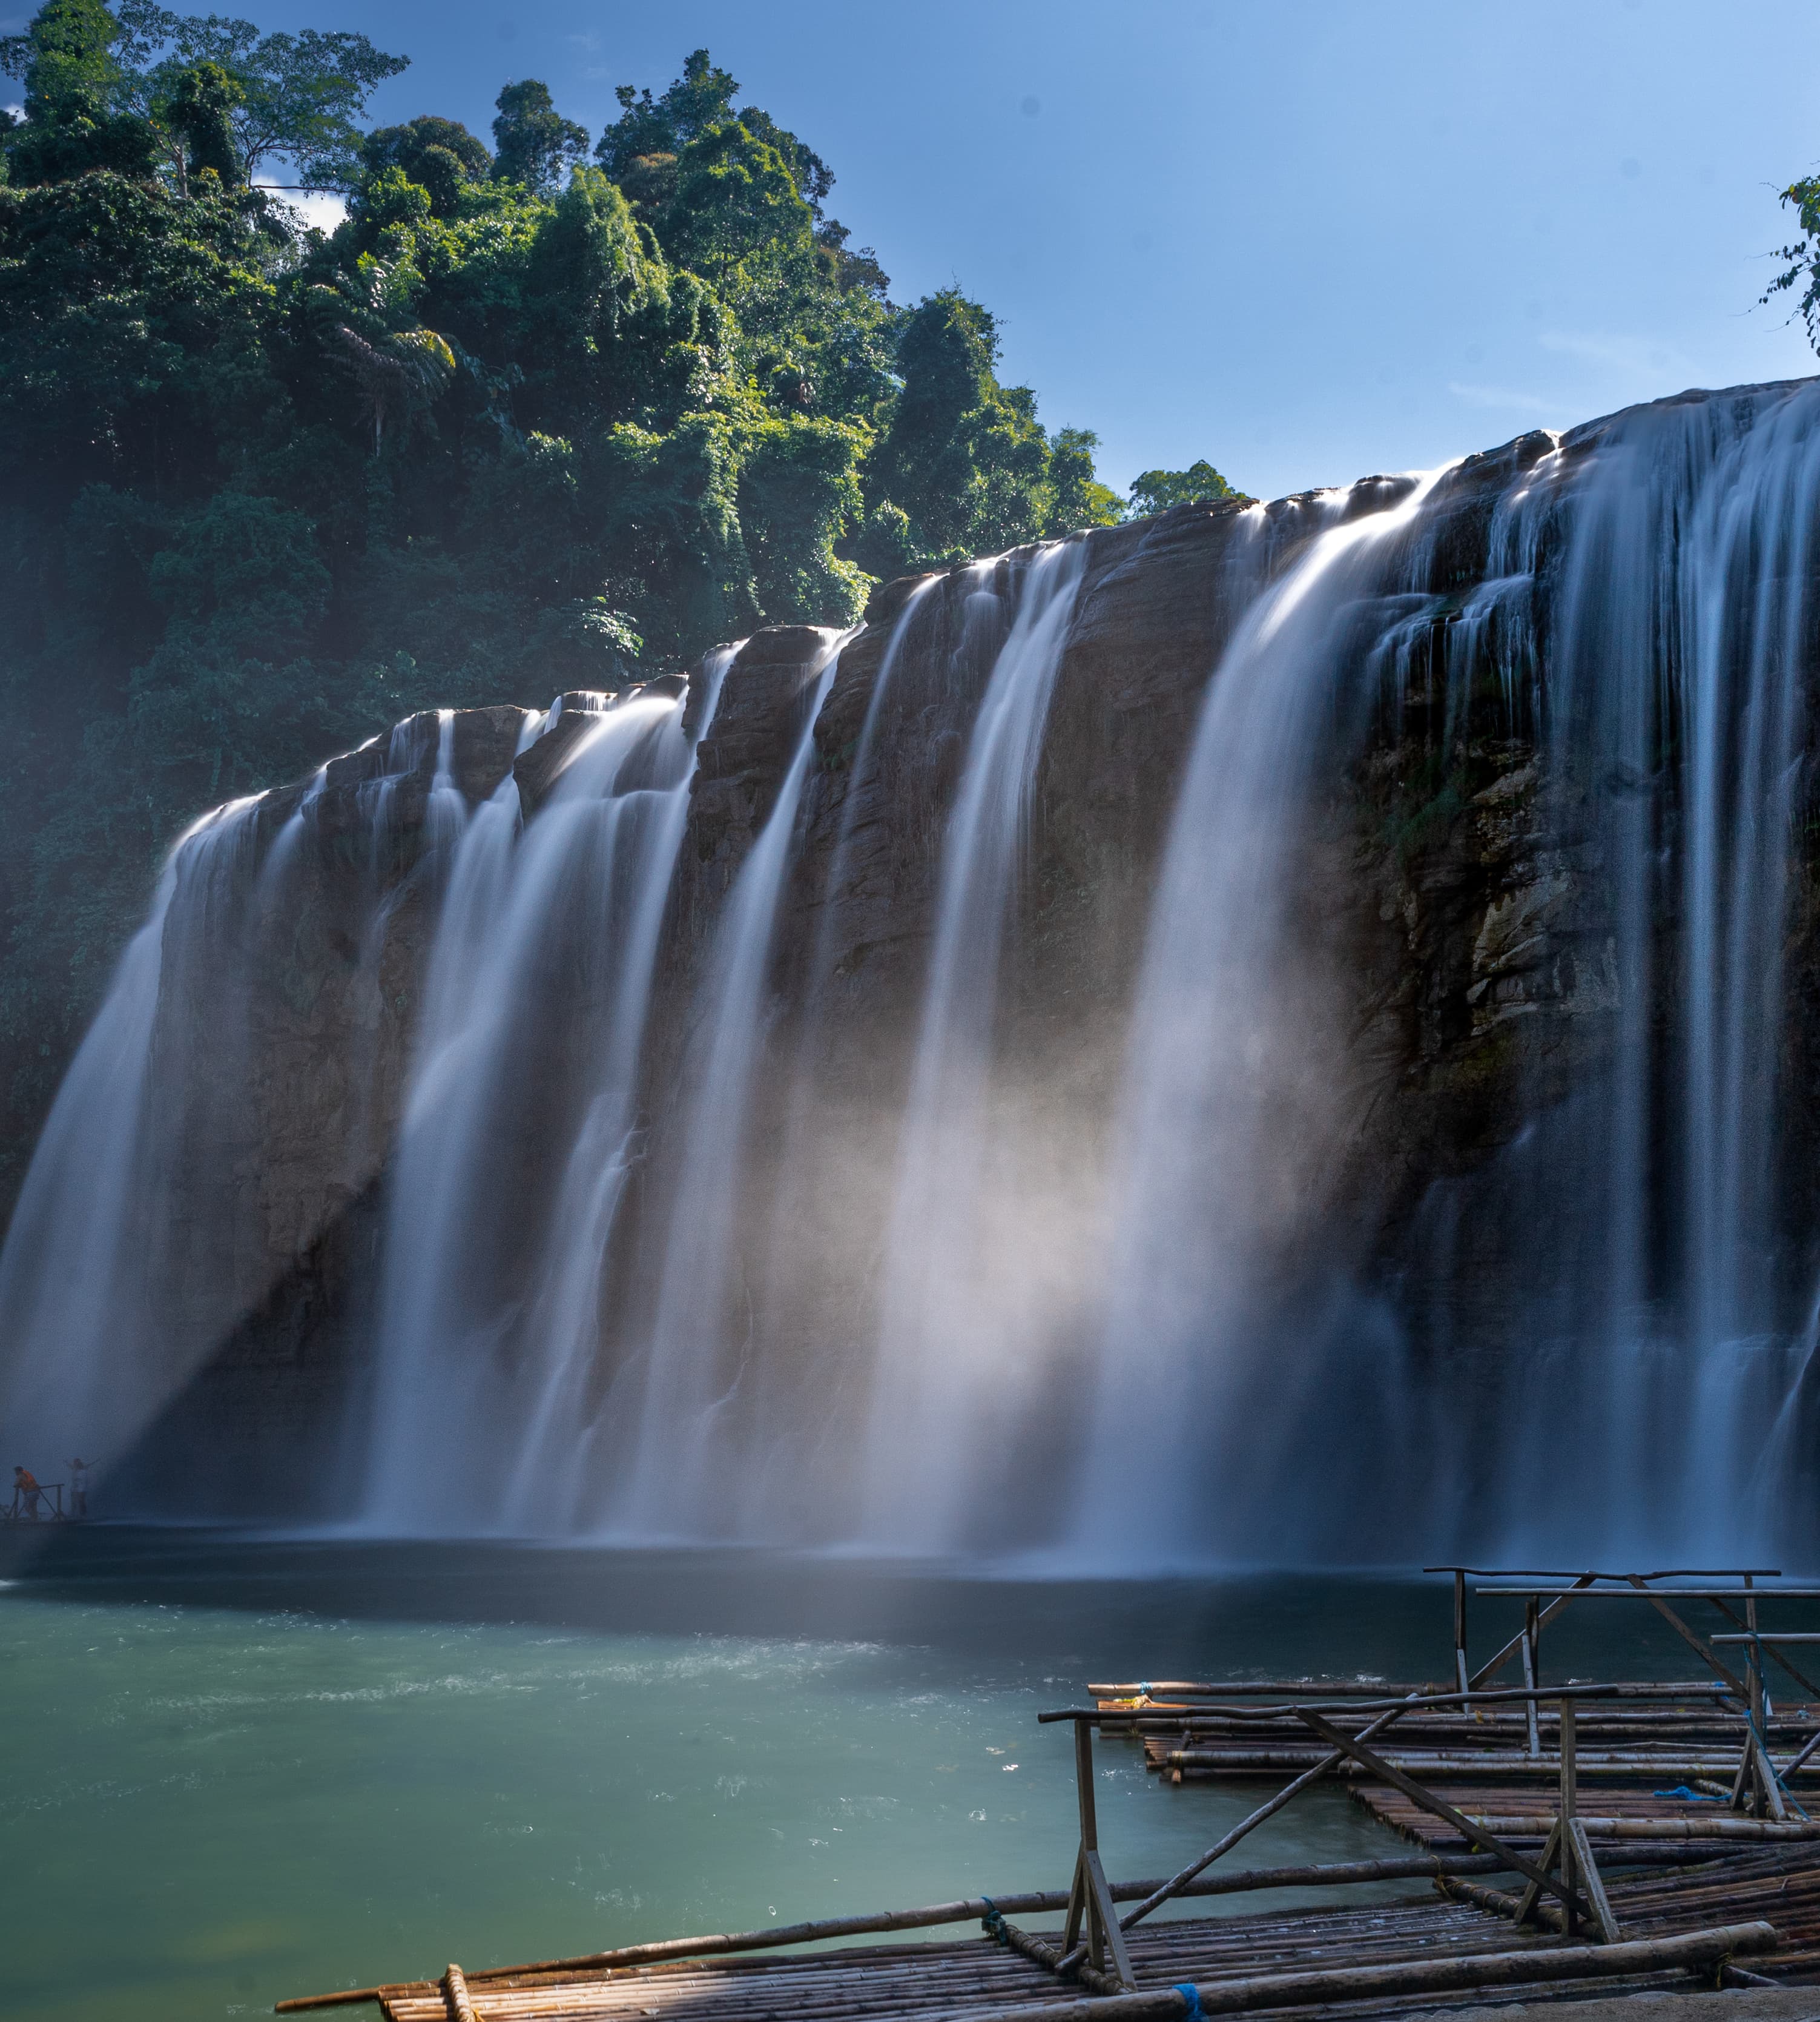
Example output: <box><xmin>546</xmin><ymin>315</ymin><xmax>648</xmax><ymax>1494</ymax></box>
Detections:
<box><xmin>278</xmin><ymin>1565</ymin><xmax>1820</xmax><ymax>2020</ymax></box>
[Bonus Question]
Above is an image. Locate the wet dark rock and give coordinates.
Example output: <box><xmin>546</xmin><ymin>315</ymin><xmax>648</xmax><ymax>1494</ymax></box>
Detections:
<box><xmin>513</xmin><ymin>709</ymin><xmax>598</xmax><ymax>816</ymax></box>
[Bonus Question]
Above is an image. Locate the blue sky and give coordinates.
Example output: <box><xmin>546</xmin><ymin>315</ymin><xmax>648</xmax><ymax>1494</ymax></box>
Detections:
<box><xmin>11</xmin><ymin>0</ymin><xmax>1820</xmax><ymax>499</ymax></box>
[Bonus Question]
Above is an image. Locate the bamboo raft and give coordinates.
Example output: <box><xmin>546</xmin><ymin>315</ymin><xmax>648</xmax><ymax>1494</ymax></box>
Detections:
<box><xmin>1104</xmin><ymin>1568</ymin><xmax>1820</xmax><ymax>1832</ymax></box>
<box><xmin>279</xmin><ymin>1565</ymin><xmax>1820</xmax><ymax>2021</ymax></box>
<box><xmin>283</xmin><ymin>1863</ymin><xmax>1801</xmax><ymax>2021</ymax></box>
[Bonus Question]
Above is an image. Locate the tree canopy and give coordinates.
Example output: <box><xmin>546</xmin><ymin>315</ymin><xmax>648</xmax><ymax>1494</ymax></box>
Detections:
<box><xmin>0</xmin><ymin>7</ymin><xmax>1222</xmax><ymax>1198</ymax></box>
<box><xmin>1124</xmin><ymin>460</ymin><xmax>1236</xmax><ymax>518</ymax></box>
<box><xmin>491</xmin><ymin>79</ymin><xmax>588</xmax><ymax>192</ymax></box>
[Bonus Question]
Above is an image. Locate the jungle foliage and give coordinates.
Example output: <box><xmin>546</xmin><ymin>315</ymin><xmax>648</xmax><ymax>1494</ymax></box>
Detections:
<box><xmin>0</xmin><ymin>2</ymin><xmax>1226</xmax><ymax>1187</ymax></box>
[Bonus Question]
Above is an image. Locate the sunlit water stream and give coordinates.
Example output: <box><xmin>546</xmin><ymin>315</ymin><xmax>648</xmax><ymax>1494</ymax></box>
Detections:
<box><xmin>0</xmin><ymin>1535</ymin><xmax>1713</xmax><ymax>2022</ymax></box>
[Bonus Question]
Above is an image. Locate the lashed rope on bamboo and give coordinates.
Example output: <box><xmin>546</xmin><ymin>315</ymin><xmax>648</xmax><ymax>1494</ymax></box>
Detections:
<box><xmin>442</xmin><ymin>1963</ymin><xmax>479</xmax><ymax>2022</ymax></box>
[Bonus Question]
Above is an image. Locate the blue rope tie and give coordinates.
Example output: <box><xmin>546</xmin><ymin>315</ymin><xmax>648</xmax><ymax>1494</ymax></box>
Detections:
<box><xmin>1655</xmin><ymin>1784</ymin><xmax>1722</xmax><ymax>1802</ymax></box>
<box><xmin>980</xmin><ymin>1895</ymin><xmax>1009</xmax><ymax>1944</ymax></box>
<box><xmin>1175</xmin><ymin>1984</ymin><xmax>1206</xmax><ymax>2020</ymax></box>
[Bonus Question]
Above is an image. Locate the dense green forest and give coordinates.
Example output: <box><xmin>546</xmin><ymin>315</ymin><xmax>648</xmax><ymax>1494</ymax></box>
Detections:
<box><xmin>0</xmin><ymin>0</ymin><xmax>1231</xmax><ymax>1192</ymax></box>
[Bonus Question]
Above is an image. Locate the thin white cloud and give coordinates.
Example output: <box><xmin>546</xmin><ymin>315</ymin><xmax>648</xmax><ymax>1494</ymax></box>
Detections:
<box><xmin>258</xmin><ymin>180</ymin><xmax>348</xmax><ymax>234</ymax></box>
<box><xmin>1538</xmin><ymin>330</ymin><xmax>1694</xmax><ymax>378</ymax></box>
<box><xmin>1448</xmin><ymin>380</ymin><xmax>1554</xmax><ymax>413</ymax></box>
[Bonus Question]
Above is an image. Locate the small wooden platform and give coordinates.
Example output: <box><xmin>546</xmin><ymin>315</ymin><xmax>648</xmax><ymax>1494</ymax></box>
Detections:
<box><xmin>360</xmin><ymin>1849</ymin><xmax>1819</xmax><ymax>2020</ymax></box>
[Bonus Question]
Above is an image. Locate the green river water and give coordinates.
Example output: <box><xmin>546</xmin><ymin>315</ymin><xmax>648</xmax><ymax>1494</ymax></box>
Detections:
<box><xmin>0</xmin><ymin>1533</ymin><xmax>1701</xmax><ymax>2022</ymax></box>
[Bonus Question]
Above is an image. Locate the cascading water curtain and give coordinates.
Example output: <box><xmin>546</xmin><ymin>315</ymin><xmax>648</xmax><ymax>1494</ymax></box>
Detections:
<box><xmin>0</xmin><ymin>795</ymin><xmax>266</xmax><ymax>1469</ymax></box>
<box><xmin>856</xmin><ymin>541</ymin><xmax>1089</xmax><ymax>1552</ymax></box>
<box><xmin>608</xmin><ymin>631</ymin><xmax>854</xmax><ymax>1539</ymax></box>
<box><xmin>360</xmin><ymin>669</ymin><xmax>733</xmax><ymax>1535</ymax></box>
<box><xmin>1419</xmin><ymin>382</ymin><xmax>1820</xmax><ymax>1563</ymax></box>
<box><xmin>19</xmin><ymin>388</ymin><xmax>1820</xmax><ymax>1559</ymax></box>
<box><xmin>1077</xmin><ymin>475</ymin><xmax>1452</xmax><ymax>1568</ymax></box>
<box><xmin>0</xmin><ymin>715</ymin><xmax>486</xmax><ymax>1508</ymax></box>
<box><xmin>1081</xmin><ymin>384</ymin><xmax>1820</xmax><ymax>1568</ymax></box>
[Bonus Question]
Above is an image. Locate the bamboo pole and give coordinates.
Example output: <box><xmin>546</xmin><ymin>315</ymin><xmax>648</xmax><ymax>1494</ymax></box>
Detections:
<box><xmin>1051</xmin><ymin>1682</ymin><xmax>1730</xmax><ymax>1722</ymax></box>
<box><xmin>1776</xmin><ymin>1725</ymin><xmax>1820</xmax><ymax>1781</ymax></box>
<box><xmin>1468</xmin><ymin>1576</ymin><xmax>1593</xmax><ymax>1690</ymax></box>
<box><xmin>1474</xmin><ymin>1587</ymin><xmax>1820</xmax><ymax>1599</ymax></box>
<box><xmin>372</xmin><ymin>1918</ymin><xmax>1789</xmax><ymax>2022</ymax></box>
<box><xmin>1439</xmin><ymin>1875</ymin><xmax>1557</xmax><ymax>1928</ymax></box>
<box><xmin>1089</xmin><ymin>1681</ymin><xmax>1423</xmax><ymax>1699</ymax></box>
<box><xmin>1457</xmin><ymin>1562</ymin><xmax>1799</xmax><ymax>1710</ymax></box>
<box><xmin>1294</xmin><ymin>1706</ymin><xmax>1586</xmax><ymax>1919</ymax></box>
<box><xmin>440</xmin><ymin>1964</ymin><xmax>476</xmax><ymax>2022</ymax></box>
<box><xmin>1711</xmin><ymin>1600</ymin><xmax>1820</xmax><ymax>1700</ymax></box>
<box><xmin>1446</xmin><ymin>1850</ymin><xmax>1733</xmax><ymax>1939</ymax></box>
<box><xmin>1159</xmin><ymin>1750</ymin><xmax>1765</xmax><ymax>1774</ymax></box>
<box><xmin>1559</xmin><ymin>1698</ymin><xmax>1578</xmax><ymax>1936</ymax></box>
<box><xmin>1511</xmin><ymin>1821</ymin><xmax>1564</xmax><ymax>1931</ymax></box>
<box><xmin>272</xmin><ymin>1850</ymin><xmax>1545</xmax><ymax>2012</ymax></box>
<box><xmin>1632</xmin><ymin>1578</ymin><xmax>1752</xmax><ymax>1699</ymax></box>
<box><xmin>907</xmin><ymin>1920</ymin><xmax>1782</xmax><ymax>2022</ymax></box>
<box><xmin>1110</xmin><ymin>1700</ymin><xmax>1417</xmax><ymax>1936</ymax></box>
<box><xmin>1137</xmin><ymin>1712</ymin><xmax>1814</xmax><ymax>1742</ymax></box>
<box><xmin>1523</xmin><ymin>1599</ymin><xmax>1541</xmax><ymax>1757</ymax></box>
<box><xmin>989</xmin><ymin>1917</ymin><xmax>1126</xmax><ymax>1999</ymax></box>
<box><xmin>1426</xmin><ymin>1566</ymin><xmax>1782</xmax><ymax>1579</ymax></box>
<box><xmin>1061</xmin><ymin>1715</ymin><xmax>1134</xmax><ymax>1989</ymax></box>
<box><xmin>1569</xmin><ymin>1819</ymin><xmax>1623</xmax><ymax>1944</ymax></box>
<box><xmin>1456</xmin><ymin>1570</ymin><xmax>1470</xmax><ymax>1699</ymax></box>
<box><xmin>384</xmin><ymin>1899</ymin><xmax>1800</xmax><ymax>2022</ymax></box>
<box><xmin>1458</xmin><ymin>1815</ymin><xmax>1820</xmax><ymax>1839</ymax></box>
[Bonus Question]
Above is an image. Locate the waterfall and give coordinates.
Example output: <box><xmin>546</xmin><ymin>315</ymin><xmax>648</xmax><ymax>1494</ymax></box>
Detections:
<box><xmin>0</xmin><ymin>713</ymin><xmax>483</xmax><ymax>1502</ymax></box>
<box><xmin>1078</xmin><ymin>475</ymin><xmax>1452</xmax><ymax>1562</ymax></box>
<box><xmin>257</xmin><ymin>764</ymin><xmax>328</xmax><ymax>899</ymax></box>
<box><xmin>731</xmin><ymin>573</ymin><xmax>983</xmax><ymax>1533</ymax></box>
<box><xmin>798</xmin><ymin>577</ymin><xmax>946</xmax><ymax>999</ymax></box>
<box><xmin>0</xmin><ymin>796</ymin><xmax>266</xmax><ymax>1467</ymax></box>
<box><xmin>857</xmin><ymin>541</ymin><xmax>1088</xmax><ymax>1550</ymax></box>
<box><xmin>610</xmin><ymin>630</ymin><xmax>852</xmax><ymax>1536</ymax></box>
<box><xmin>426</xmin><ymin>709</ymin><xmax>466</xmax><ymax>863</ymax></box>
<box><xmin>15</xmin><ymin>380</ymin><xmax>1820</xmax><ymax>1560</ymax></box>
<box><xmin>1409</xmin><ymin>381</ymin><xmax>1820</xmax><ymax>1561</ymax></box>
<box><xmin>361</xmin><ymin>669</ymin><xmax>733</xmax><ymax>1533</ymax></box>
<box><xmin>1080</xmin><ymin>381</ymin><xmax>1820</xmax><ymax>1565</ymax></box>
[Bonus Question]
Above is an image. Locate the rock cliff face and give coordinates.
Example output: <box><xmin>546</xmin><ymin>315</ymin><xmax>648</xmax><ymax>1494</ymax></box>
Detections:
<box><xmin>71</xmin><ymin>384</ymin><xmax>1820</xmax><ymax>1531</ymax></box>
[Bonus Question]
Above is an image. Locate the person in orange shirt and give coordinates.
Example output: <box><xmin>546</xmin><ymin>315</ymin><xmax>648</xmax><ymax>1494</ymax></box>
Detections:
<box><xmin>12</xmin><ymin>1465</ymin><xmax>40</xmax><ymax>1519</ymax></box>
